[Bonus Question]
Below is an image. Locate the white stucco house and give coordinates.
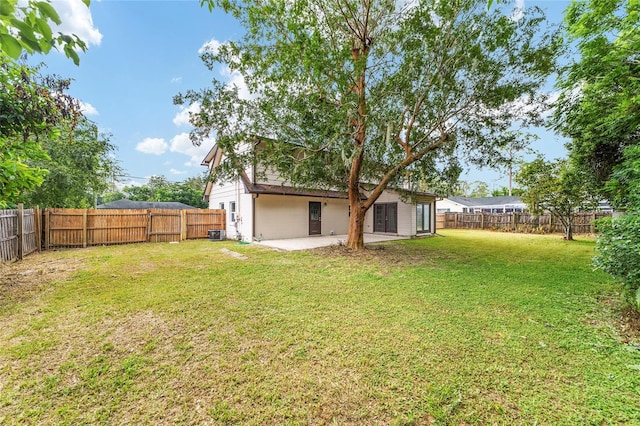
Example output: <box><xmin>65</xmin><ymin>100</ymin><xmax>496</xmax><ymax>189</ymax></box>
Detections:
<box><xmin>201</xmin><ymin>144</ymin><xmax>437</xmax><ymax>242</ymax></box>
<box><xmin>436</xmin><ymin>196</ymin><xmax>527</xmax><ymax>213</ymax></box>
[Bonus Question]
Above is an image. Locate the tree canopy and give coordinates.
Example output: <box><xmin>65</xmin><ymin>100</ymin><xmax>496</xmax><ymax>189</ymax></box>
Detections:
<box><xmin>16</xmin><ymin>118</ymin><xmax>122</xmax><ymax>208</ymax></box>
<box><xmin>178</xmin><ymin>0</ymin><xmax>560</xmax><ymax>249</ymax></box>
<box><xmin>516</xmin><ymin>156</ymin><xmax>598</xmax><ymax>240</ymax></box>
<box><xmin>0</xmin><ymin>55</ymin><xmax>82</xmax><ymax>207</ymax></box>
<box><xmin>554</xmin><ymin>0</ymin><xmax>639</xmax><ymax>196</ymax></box>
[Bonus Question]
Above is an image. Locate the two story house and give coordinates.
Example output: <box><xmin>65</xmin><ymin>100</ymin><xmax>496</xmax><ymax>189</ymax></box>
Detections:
<box><xmin>201</xmin><ymin>143</ymin><xmax>437</xmax><ymax>242</ymax></box>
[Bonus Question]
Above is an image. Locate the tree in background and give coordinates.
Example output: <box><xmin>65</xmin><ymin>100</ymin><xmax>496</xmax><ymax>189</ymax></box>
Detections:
<box><xmin>516</xmin><ymin>157</ymin><xmax>598</xmax><ymax>240</ymax></box>
<box><xmin>17</xmin><ymin>118</ymin><xmax>122</xmax><ymax>208</ymax></box>
<box><xmin>491</xmin><ymin>186</ymin><xmax>523</xmax><ymax>197</ymax></box>
<box><xmin>178</xmin><ymin>0</ymin><xmax>560</xmax><ymax>249</ymax></box>
<box><xmin>0</xmin><ymin>0</ymin><xmax>90</xmax><ymax>64</ymax></box>
<box><xmin>554</xmin><ymin>0</ymin><xmax>639</xmax><ymax>197</ymax></box>
<box><xmin>115</xmin><ymin>175</ymin><xmax>208</xmax><ymax>209</ymax></box>
<box><xmin>0</xmin><ymin>55</ymin><xmax>82</xmax><ymax>207</ymax></box>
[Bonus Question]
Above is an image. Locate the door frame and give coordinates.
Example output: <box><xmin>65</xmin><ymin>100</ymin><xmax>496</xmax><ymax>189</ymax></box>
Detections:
<box><xmin>373</xmin><ymin>202</ymin><xmax>398</xmax><ymax>233</ymax></box>
<box><xmin>308</xmin><ymin>201</ymin><xmax>322</xmax><ymax>235</ymax></box>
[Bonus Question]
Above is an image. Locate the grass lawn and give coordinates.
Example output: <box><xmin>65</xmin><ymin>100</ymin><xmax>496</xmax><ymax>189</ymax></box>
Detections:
<box><xmin>1</xmin><ymin>230</ymin><xmax>639</xmax><ymax>425</ymax></box>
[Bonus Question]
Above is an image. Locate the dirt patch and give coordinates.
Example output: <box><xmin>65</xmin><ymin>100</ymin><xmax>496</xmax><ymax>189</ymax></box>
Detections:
<box><xmin>0</xmin><ymin>252</ymin><xmax>84</xmax><ymax>306</ymax></box>
<box><xmin>311</xmin><ymin>242</ymin><xmax>443</xmax><ymax>269</ymax></box>
<box><xmin>615</xmin><ymin>305</ymin><xmax>640</xmax><ymax>344</ymax></box>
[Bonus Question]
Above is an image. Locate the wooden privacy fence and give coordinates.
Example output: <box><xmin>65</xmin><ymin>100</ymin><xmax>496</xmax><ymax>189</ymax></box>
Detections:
<box><xmin>0</xmin><ymin>206</ymin><xmax>41</xmax><ymax>262</ymax></box>
<box><xmin>436</xmin><ymin>211</ymin><xmax>611</xmax><ymax>234</ymax></box>
<box><xmin>44</xmin><ymin>208</ymin><xmax>226</xmax><ymax>249</ymax></box>
<box><xmin>0</xmin><ymin>207</ymin><xmax>225</xmax><ymax>262</ymax></box>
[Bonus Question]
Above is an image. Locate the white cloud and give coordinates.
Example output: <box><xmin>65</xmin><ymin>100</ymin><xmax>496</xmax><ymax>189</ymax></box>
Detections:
<box><xmin>512</xmin><ymin>0</ymin><xmax>525</xmax><ymax>21</ymax></box>
<box><xmin>136</xmin><ymin>137</ymin><xmax>168</xmax><ymax>155</ymax></box>
<box><xmin>221</xmin><ymin>66</ymin><xmax>252</xmax><ymax>100</ymax></box>
<box><xmin>173</xmin><ymin>102</ymin><xmax>201</xmax><ymax>127</ymax></box>
<box><xmin>79</xmin><ymin>100</ymin><xmax>98</xmax><ymax>116</ymax></box>
<box><xmin>170</xmin><ymin>168</ymin><xmax>187</xmax><ymax>175</ymax></box>
<box><xmin>171</xmin><ymin>77</ymin><xmax>182</xmax><ymax>84</ymax></box>
<box><xmin>52</xmin><ymin>0</ymin><xmax>103</xmax><ymax>47</ymax></box>
<box><xmin>170</xmin><ymin>132</ymin><xmax>215</xmax><ymax>167</ymax></box>
<box><xmin>198</xmin><ymin>38</ymin><xmax>223</xmax><ymax>55</ymax></box>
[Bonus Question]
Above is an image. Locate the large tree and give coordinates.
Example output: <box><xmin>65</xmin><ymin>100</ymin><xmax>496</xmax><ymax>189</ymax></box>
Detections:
<box><xmin>554</xmin><ymin>0</ymin><xmax>639</xmax><ymax>197</ymax></box>
<box><xmin>178</xmin><ymin>0</ymin><xmax>560</xmax><ymax>249</ymax></box>
<box><xmin>17</xmin><ymin>118</ymin><xmax>122</xmax><ymax>208</ymax></box>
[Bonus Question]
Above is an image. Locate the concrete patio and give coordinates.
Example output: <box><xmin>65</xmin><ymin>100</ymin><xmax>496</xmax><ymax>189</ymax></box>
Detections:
<box><xmin>254</xmin><ymin>233</ymin><xmax>409</xmax><ymax>251</ymax></box>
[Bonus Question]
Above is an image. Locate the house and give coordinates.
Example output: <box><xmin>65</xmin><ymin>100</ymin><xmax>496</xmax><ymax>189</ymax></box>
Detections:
<box><xmin>201</xmin><ymin>144</ymin><xmax>437</xmax><ymax>242</ymax></box>
<box><xmin>436</xmin><ymin>196</ymin><xmax>526</xmax><ymax>213</ymax></box>
<box><xmin>97</xmin><ymin>199</ymin><xmax>197</xmax><ymax>210</ymax></box>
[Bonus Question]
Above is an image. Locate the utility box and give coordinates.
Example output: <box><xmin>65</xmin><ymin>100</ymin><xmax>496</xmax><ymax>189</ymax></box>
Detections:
<box><xmin>208</xmin><ymin>230</ymin><xmax>225</xmax><ymax>241</ymax></box>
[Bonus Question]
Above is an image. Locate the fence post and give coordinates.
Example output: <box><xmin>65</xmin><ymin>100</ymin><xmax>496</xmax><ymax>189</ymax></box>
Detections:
<box><xmin>180</xmin><ymin>210</ymin><xmax>188</xmax><ymax>241</ymax></box>
<box><xmin>147</xmin><ymin>209</ymin><xmax>152</xmax><ymax>242</ymax></box>
<box><xmin>82</xmin><ymin>209</ymin><xmax>88</xmax><ymax>248</ymax></box>
<box><xmin>481</xmin><ymin>212</ymin><xmax>485</xmax><ymax>229</ymax></box>
<box><xmin>17</xmin><ymin>203</ymin><xmax>24</xmax><ymax>260</ymax></box>
<box><xmin>35</xmin><ymin>206</ymin><xmax>41</xmax><ymax>252</ymax></box>
<box><xmin>44</xmin><ymin>209</ymin><xmax>50</xmax><ymax>251</ymax></box>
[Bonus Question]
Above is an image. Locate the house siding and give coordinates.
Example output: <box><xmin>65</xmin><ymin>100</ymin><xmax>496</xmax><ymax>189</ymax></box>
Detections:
<box><xmin>364</xmin><ymin>190</ymin><xmax>415</xmax><ymax>236</ymax></box>
<box><xmin>254</xmin><ymin>194</ymin><xmax>349</xmax><ymax>240</ymax></box>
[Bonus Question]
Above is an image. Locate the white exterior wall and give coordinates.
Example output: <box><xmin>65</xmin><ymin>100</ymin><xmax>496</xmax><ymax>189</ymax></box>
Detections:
<box><xmin>256</xmin><ymin>166</ymin><xmax>288</xmax><ymax>186</ymax></box>
<box><xmin>436</xmin><ymin>198</ymin><xmax>465</xmax><ymax>213</ymax></box>
<box><xmin>254</xmin><ymin>194</ymin><xmax>349</xmax><ymax>240</ymax></box>
<box><xmin>363</xmin><ymin>190</ymin><xmax>415</xmax><ymax>236</ymax></box>
<box><xmin>208</xmin><ymin>179</ymin><xmax>253</xmax><ymax>242</ymax></box>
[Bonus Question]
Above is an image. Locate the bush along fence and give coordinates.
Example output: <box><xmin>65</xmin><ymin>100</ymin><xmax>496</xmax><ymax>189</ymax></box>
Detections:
<box><xmin>436</xmin><ymin>211</ymin><xmax>611</xmax><ymax>234</ymax></box>
<box><xmin>0</xmin><ymin>206</ymin><xmax>226</xmax><ymax>263</ymax></box>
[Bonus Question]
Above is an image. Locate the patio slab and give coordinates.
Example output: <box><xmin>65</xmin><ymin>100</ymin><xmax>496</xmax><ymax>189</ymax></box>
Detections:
<box><xmin>254</xmin><ymin>234</ymin><xmax>409</xmax><ymax>251</ymax></box>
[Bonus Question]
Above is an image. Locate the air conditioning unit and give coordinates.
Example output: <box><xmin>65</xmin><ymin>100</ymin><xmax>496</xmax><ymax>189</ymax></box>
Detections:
<box><xmin>208</xmin><ymin>230</ymin><xmax>226</xmax><ymax>241</ymax></box>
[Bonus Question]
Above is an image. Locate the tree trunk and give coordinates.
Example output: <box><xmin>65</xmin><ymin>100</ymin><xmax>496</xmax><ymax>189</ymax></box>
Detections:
<box><xmin>346</xmin><ymin>201</ymin><xmax>365</xmax><ymax>250</ymax></box>
<box><xmin>563</xmin><ymin>214</ymin><xmax>574</xmax><ymax>240</ymax></box>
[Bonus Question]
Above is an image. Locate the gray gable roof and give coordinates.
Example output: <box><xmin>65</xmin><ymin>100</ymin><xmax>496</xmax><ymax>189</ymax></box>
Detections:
<box><xmin>97</xmin><ymin>199</ymin><xmax>196</xmax><ymax>210</ymax></box>
<box><xmin>447</xmin><ymin>196</ymin><xmax>524</xmax><ymax>207</ymax></box>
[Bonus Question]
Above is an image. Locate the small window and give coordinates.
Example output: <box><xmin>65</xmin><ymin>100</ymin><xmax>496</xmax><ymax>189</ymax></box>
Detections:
<box><xmin>230</xmin><ymin>201</ymin><xmax>236</xmax><ymax>222</ymax></box>
<box><xmin>219</xmin><ymin>202</ymin><xmax>225</xmax><ymax>210</ymax></box>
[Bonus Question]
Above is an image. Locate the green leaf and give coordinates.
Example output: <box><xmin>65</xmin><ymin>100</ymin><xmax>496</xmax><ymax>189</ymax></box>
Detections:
<box><xmin>82</xmin><ymin>0</ymin><xmax>91</xmax><ymax>7</ymax></box>
<box><xmin>34</xmin><ymin>16</ymin><xmax>53</xmax><ymax>41</ymax></box>
<box><xmin>0</xmin><ymin>0</ymin><xmax>17</xmax><ymax>17</ymax></box>
<box><xmin>36</xmin><ymin>1</ymin><xmax>62</xmax><ymax>25</ymax></box>
<box><xmin>64</xmin><ymin>44</ymin><xmax>80</xmax><ymax>66</ymax></box>
<box><xmin>0</xmin><ymin>33</ymin><xmax>23</xmax><ymax>58</ymax></box>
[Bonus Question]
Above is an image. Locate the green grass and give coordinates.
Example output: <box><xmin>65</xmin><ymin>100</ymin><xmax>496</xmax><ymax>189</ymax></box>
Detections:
<box><xmin>1</xmin><ymin>230</ymin><xmax>639</xmax><ymax>425</ymax></box>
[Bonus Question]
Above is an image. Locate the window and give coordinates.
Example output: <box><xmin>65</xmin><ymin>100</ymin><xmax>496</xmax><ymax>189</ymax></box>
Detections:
<box><xmin>219</xmin><ymin>202</ymin><xmax>224</xmax><ymax>210</ymax></box>
<box><xmin>416</xmin><ymin>202</ymin><xmax>431</xmax><ymax>233</ymax></box>
<box><xmin>230</xmin><ymin>201</ymin><xmax>236</xmax><ymax>222</ymax></box>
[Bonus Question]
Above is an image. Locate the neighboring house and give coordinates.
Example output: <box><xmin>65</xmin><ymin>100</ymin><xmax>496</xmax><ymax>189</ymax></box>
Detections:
<box><xmin>437</xmin><ymin>196</ymin><xmax>526</xmax><ymax>213</ymax></box>
<box><xmin>97</xmin><ymin>199</ymin><xmax>197</xmax><ymax>210</ymax></box>
<box><xmin>201</xmin><ymin>144</ymin><xmax>437</xmax><ymax>241</ymax></box>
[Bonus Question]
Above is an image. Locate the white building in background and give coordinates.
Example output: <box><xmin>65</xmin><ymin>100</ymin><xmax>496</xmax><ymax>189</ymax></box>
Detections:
<box><xmin>437</xmin><ymin>196</ymin><xmax>527</xmax><ymax>214</ymax></box>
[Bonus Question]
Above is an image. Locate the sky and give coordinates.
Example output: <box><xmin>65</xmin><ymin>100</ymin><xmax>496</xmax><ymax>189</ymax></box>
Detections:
<box><xmin>32</xmin><ymin>0</ymin><xmax>572</xmax><ymax>192</ymax></box>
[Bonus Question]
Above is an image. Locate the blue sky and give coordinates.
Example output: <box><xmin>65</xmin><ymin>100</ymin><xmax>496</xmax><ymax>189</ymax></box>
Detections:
<box><xmin>34</xmin><ymin>0</ymin><xmax>572</xmax><ymax>192</ymax></box>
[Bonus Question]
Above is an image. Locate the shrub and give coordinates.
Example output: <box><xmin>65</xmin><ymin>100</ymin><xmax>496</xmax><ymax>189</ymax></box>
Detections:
<box><xmin>594</xmin><ymin>213</ymin><xmax>640</xmax><ymax>309</ymax></box>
